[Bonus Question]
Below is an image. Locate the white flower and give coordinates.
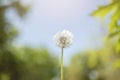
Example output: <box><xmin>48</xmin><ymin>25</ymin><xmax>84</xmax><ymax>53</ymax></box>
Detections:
<box><xmin>53</xmin><ymin>30</ymin><xmax>73</xmax><ymax>48</ymax></box>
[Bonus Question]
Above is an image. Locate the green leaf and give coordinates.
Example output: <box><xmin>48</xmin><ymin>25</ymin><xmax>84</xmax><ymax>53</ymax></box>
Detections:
<box><xmin>108</xmin><ymin>30</ymin><xmax>120</xmax><ymax>38</ymax></box>
<box><xmin>109</xmin><ymin>7</ymin><xmax>120</xmax><ymax>32</ymax></box>
<box><xmin>92</xmin><ymin>2</ymin><xmax>118</xmax><ymax>18</ymax></box>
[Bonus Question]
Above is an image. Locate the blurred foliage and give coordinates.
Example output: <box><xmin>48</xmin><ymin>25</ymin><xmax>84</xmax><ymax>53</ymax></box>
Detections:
<box><xmin>0</xmin><ymin>0</ymin><xmax>30</xmax><ymax>47</ymax></box>
<box><xmin>0</xmin><ymin>0</ymin><xmax>59</xmax><ymax>80</ymax></box>
<box><xmin>67</xmin><ymin>44</ymin><xmax>120</xmax><ymax>80</ymax></box>
<box><xmin>13</xmin><ymin>47</ymin><xmax>59</xmax><ymax>80</ymax></box>
<box><xmin>92</xmin><ymin>0</ymin><xmax>120</xmax><ymax>52</ymax></box>
<box><xmin>0</xmin><ymin>46</ymin><xmax>59</xmax><ymax>80</ymax></box>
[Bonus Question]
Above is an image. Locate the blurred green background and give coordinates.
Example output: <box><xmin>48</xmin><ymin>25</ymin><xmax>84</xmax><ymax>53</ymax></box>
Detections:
<box><xmin>0</xmin><ymin>0</ymin><xmax>120</xmax><ymax>80</ymax></box>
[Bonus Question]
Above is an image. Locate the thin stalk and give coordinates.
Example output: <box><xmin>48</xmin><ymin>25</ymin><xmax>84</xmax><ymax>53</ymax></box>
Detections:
<box><xmin>61</xmin><ymin>48</ymin><xmax>64</xmax><ymax>80</ymax></box>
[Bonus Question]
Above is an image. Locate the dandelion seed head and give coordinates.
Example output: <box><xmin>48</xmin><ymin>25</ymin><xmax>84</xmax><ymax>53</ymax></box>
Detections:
<box><xmin>53</xmin><ymin>30</ymin><xmax>73</xmax><ymax>48</ymax></box>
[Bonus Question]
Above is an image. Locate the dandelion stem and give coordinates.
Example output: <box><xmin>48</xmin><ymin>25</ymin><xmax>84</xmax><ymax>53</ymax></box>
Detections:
<box><xmin>61</xmin><ymin>47</ymin><xmax>64</xmax><ymax>80</ymax></box>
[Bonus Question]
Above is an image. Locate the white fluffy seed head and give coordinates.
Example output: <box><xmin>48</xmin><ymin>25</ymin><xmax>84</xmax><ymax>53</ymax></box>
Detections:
<box><xmin>53</xmin><ymin>30</ymin><xmax>73</xmax><ymax>48</ymax></box>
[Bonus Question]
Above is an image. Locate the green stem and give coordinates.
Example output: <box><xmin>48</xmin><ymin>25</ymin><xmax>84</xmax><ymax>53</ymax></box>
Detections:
<box><xmin>61</xmin><ymin>48</ymin><xmax>64</xmax><ymax>80</ymax></box>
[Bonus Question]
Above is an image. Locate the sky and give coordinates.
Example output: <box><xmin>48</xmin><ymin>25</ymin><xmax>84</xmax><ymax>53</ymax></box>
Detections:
<box><xmin>10</xmin><ymin>0</ymin><xmax>109</xmax><ymax>65</ymax></box>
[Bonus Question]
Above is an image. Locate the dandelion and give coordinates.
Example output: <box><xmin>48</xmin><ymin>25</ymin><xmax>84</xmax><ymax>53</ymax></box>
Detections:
<box><xmin>53</xmin><ymin>30</ymin><xmax>73</xmax><ymax>80</ymax></box>
<box><xmin>53</xmin><ymin>30</ymin><xmax>73</xmax><ymax>48</ymax></box>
